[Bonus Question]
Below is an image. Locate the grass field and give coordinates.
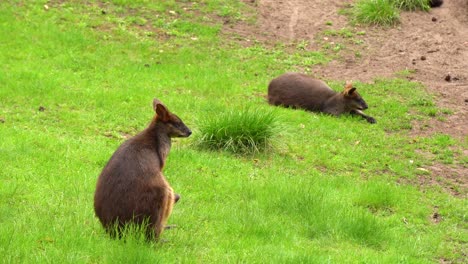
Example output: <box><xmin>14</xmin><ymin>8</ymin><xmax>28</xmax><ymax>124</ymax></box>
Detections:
<box><xmin>0</xmin><ymin>0</ymin><xmax>466</xmax><ymax>263</ymax></box>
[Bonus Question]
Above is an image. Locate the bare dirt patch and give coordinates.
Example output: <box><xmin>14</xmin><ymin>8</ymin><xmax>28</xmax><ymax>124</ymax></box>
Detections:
<box><xmin>225</xmin><ymin>0</ymin><xmax>467</xmax><ymax>196</ymax></box>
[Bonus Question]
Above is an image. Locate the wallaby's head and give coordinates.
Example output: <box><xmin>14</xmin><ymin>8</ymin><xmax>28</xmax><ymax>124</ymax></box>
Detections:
<box><xmin>342</xmin><ymin>82</ymin><xmax>368</xmax><ymax>111</ymax></box>
<box><xmin>153</xmin><ymin>98</ymin><xmax>192</xmax><ymax>138</ymax></box>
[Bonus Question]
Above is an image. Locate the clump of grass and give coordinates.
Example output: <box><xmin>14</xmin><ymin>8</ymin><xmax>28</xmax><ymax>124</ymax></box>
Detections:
<box><xmin>391</xmin><ymin>0</ymin><xmax>430</xmax><ymax>11</ymax></box>
<box><xmin>354</xmin><ymin>181</ymin><xmax>400</xmax><ymax>212</ymax></box>
<box><xmin>353</xmin><ymin>0</ymin><xmax>400</xmax><ymax>26</ymax></box>
<box><xmin>197</xmin><ymin>108</ymin><xmax>281</xmax><ymax>154</ymax></box>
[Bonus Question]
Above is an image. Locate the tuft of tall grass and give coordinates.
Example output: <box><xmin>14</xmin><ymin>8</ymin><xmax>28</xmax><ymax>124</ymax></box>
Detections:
<box><xmin>197</xmin><ymin>108</ymin><xmax>281</xmax><ymax>154</ymax></box>
<box><xmin>391</xmin><ymin>0</ymin><xmax>430</xmax><ymax>11</ymax></box>
<box><xmin>353</xmin><ymin>0</ymin><xmax>400</xmax><ymax>26</ymax></box>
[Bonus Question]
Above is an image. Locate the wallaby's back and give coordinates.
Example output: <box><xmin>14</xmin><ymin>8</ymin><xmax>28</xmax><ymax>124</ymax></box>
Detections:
<box><xmin>268</xmin><ymin>73</ymin><xmax>336</xmax><ymax>111</ymax></box>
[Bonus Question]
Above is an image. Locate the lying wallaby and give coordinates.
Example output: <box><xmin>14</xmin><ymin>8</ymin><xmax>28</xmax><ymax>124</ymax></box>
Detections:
<box><xmin>268</xmin><ymin>73</ymin><xmax>376</xmax><ymax>123</ymax></box>
<box><xmin>94</xmin><ymin>98</ymin><xmax>192</xmax><ymax>240</ymax></box>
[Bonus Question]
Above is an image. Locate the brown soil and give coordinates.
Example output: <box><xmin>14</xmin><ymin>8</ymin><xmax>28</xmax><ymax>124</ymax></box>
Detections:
<box><xmin>226</xmin><ymin>0</ymin><xmax>467</xmax><ymax>196</ymax></box>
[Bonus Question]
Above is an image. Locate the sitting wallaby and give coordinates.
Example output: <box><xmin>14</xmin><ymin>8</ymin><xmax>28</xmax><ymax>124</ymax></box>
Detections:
<box><xmin>268</xmin><ymin>73</ymin><xmax>376</xmax><ymax>123</ymax></box>
<box><xmin>94</xmin><ymin>98</ymin><xmax>192</xmax><ymax>240</ymax></box>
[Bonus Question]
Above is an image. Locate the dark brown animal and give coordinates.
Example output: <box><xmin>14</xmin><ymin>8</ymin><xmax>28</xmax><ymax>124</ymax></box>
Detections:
<box><xmin>94</xmin><ymin>98</ymin><xmax>192</xmax><ymax>240</ymax></box>
<box><xmin>430</xmin><ymin>0</ymin><xmax>443</xmax><ymax>7</ymax></box>
<box><xmin>268</xmin><ymin>73</ymin><xmax>376</xmax><ymax>123</ymax></box>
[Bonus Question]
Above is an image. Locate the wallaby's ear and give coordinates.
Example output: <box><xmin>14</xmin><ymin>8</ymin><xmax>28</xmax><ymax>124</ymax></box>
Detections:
<box><xmin>153</xmin><ymin>98</ymin><xmax>170</xmax><ymax>122</ymax></box>
<box><xmin>345</xmin><ymin>81</ymin><xmax>353</xmax><ymax>91</ymax></box>
<box><xmin>347</xmin><ymin>87</ymin><xmax>356</xmax><ymax>95</ymax></box>
<box><xmin>344</xmin><ymin>81</ymin><xmax>356</xmax><ymax>96</ymax></box>
<box><xmin>344</xmin><ymin>81</ymin><xmax>353</xmax><ymax>90</ymax></box>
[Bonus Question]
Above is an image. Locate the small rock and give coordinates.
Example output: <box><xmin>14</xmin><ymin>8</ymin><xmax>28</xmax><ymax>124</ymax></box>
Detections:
<box><xmin>432</xmin><ymin>17</ymin><xmax>437</xmax><ymax>22</ymax></box>
<box><xmin>420</xmin><ymin>55</ymin><xmax>426</xmax><ymax>61</ymax></box>
<box><xmin>432</xmin><ymin>212</ymin><xmax>442</xmax><ymax>223</ymax></box>
<box><xmin>44</xmin><ymin>4</ymin><xmax>49</xmax><ymax>11</ymax></box>
<box><xmin>444</xmin><ymin>74</ymin><xmax>451</xmax><ymax>82</ymax></box>
<box><xmin>38</xmin><ymin>106</ymin><xmax>46</xmax><ymax>112</ymax></box>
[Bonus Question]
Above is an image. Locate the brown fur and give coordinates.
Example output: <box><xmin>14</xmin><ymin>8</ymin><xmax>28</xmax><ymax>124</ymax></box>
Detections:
<box><xmin>430</xmin><ymin>0</ymin><xmax>443</xmax><ymax>7</ymax></box>
<box><xmin>268</xmin><ymin>73</ymin><xmax>376</xmax><ymax>123</ymax></box>
<box><xmin>94</xmin><ymin>98</ymin><xmax>192</xmax><ymax>240</ymax></box>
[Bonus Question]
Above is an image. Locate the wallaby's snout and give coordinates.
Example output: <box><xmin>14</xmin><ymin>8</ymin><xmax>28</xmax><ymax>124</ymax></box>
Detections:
<box><xmin>171</xmin><ymin>119</ymin><xmax>192</xmax><ymax>138</ymax></box>
<box><xmin>356</xmin><ymin>99</ymin><xmax>368</xmax><ymax>110</ymax></box>
<box><xmin>362</xmin><ymin>103</ymin><xmax>368</xmax><ymax>110</ymax></box>
<box><xmin>178</xmin><ymin>126</ymin><xmax>192</xmax><ymax>138</ymax></box>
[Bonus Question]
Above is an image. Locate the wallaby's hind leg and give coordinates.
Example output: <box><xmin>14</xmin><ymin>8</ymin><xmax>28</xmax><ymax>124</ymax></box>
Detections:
<box><xmin>162</xmin><ymin>190</ymin><xmax>175</xmax><ymax>226</ymax></box>
<box><xmin>163</xmin><ymin>192</ymin><xmax>179</xmax><ymax>230</ymax></box>
<box><xmin>153</xmin><ymin>190</ymin><xmax>175</xmax><ymax>240</ymax></box>
<box><xmin>351</xmin><ymin>109</ymin><xmax>376</xmax><ymax>124</ymax></box>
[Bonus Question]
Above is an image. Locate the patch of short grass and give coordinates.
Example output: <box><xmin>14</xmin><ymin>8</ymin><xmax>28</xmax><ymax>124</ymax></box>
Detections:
<box><xmin>197</xmin><ymin>108</ymin><xmax>281</xmax><ymax>154</ymax></box>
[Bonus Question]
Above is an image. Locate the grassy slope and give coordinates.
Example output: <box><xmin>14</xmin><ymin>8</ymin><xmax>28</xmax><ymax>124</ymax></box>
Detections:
<box><xmin>0</xmin><ymin>0</ymin><xmax>466</xmax><ymax>263</ymax></box>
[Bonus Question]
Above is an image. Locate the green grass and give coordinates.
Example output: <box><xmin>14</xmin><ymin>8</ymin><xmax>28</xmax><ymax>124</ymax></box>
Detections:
<box><xmin>353</xmin><ymin>0</ymin><xmax>400</xmax><ymax>26</ymax></box>
<box><xmin>352</xmin><ymin>0</ymin><xmax>433</xmax><ymax>26</ymax></box>
<box><xmin>1</xmin><ymin>0</ymin><xmax>467</xmax><ymax>263</ymax></box>
<box><xmin>392</xmin><ymin>0</ymin><xmax>431</xmax><ymax>11</ymax></box>
<box><xmin>197</xmin><ymin>108</ymin><xmax>281</xmax><ymax>154</ymax></box>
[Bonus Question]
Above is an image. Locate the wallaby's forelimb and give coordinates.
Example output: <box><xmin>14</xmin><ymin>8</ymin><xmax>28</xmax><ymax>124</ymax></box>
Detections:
<box><xmin>351</xmin><ymin>109</ymin><xmax>376</xmax><ymax>124</ymax></box>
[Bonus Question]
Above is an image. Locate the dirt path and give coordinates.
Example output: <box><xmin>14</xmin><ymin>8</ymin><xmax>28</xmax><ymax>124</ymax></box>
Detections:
<box><xmin>227</xmin><ymin>0</ymin><xmax>467</xmax><ymax>195</ymax></box>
